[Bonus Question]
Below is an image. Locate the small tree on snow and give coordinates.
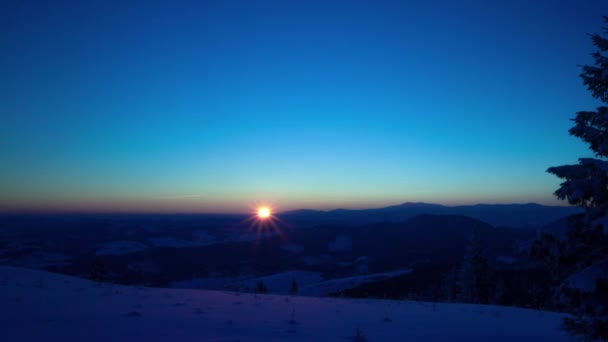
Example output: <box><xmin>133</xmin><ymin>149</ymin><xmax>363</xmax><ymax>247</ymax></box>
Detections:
<box><xmin>89</xmin><ymin>260</ymin><xmax>107</xmax><ymax>284</ymax></box>
<box><xmin>290</xmin><ymin>278</ymin><xmax>298</xmax><ymax>295</ymax></box>
<box><xmin>534</xmin><ymin>16</ymin><xmax>608</xmax><ymax>340</ymax></box>
<box><xmin>255</xmin><ymin>281</ymin><xmax>269</xmax><ymax>294</ymax></box>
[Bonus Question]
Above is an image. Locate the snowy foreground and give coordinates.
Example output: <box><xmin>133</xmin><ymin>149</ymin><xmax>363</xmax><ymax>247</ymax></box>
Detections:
<box><xmin>0</xmin><ymin>266</ymin><xmax>573</xmax><ymax>341</ymax></box>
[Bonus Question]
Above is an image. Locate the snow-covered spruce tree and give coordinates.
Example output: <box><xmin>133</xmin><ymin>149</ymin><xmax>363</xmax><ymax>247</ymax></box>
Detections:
<box><xmin>541</xmin><ymin>17</ymin><xmax>608</xmax><ymax>340</ymax></box>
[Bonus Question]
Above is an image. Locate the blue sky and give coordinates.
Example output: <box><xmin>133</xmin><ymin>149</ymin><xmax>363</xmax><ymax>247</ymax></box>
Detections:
<box><xmin>1</xmin><ymin>0</ymin><xmax>607</xmax><ymax>213</ymax></box>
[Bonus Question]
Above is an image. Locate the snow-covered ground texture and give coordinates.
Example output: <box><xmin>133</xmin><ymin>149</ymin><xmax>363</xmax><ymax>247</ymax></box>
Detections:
<box><xmin>0</xmin><ymin>266</ymin><xmax>573</xmax><ymax>341</ymax></box>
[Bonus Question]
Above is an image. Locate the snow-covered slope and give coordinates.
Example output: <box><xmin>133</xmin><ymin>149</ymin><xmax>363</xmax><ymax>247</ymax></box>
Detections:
<box><xmin>0</xmin><ymin>266</ymin><xmax>573</xmax><ymax>341</ymax></box>
<box><xmin>298</xmin><ymin>269</ymin><xmax>411</xmax><ymax>297</ymax></box>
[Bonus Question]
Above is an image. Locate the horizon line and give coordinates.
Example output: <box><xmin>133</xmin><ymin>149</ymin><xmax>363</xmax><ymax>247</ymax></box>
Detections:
<box><xmin>0</xmin><ymin>200</ymin><xmax>576</xmax><ymax>216</ymax></box>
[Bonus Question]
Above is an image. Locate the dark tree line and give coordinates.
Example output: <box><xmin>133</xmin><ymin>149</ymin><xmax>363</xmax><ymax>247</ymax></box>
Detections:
<box><xmin>442</xmin><ymin>226</ymin><xmax>496</xmax><ymax>305</ymax></box>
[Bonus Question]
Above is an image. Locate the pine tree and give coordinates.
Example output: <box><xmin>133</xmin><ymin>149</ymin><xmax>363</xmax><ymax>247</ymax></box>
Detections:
<box><xmin>441</xmin><ymin>266</ymin><xmax>459</xmax><ymax>301</ymax></box>
<box><xmin>537</xmin><ymin>16</ymin><xmax>608</xmax><ymax>340</ymax></box>
<box><xmin>493</xmin><ymin>275</ymin><xmax>505</xmax><ymax>305</ymax></box>
<box><xmin>458</xmin><ymin>226</ymin><xmax>491</xmax><ymax>304</ymax></box>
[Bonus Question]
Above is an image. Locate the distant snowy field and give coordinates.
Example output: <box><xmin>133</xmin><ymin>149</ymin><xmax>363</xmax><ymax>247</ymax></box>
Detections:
<box><xmin>95</xmin><ymin>240</ymin><xmax>148</xmax><ymax>256</ymax></box>
<box><xmin>93</xmin><ymin>231</ymin><xmax>273</xmax><ymax>256</ymax></box>
<box><xmin>172</xmin><ymin>269</ymin><xmax>411</xmax><ymax>296</ymax></box>
<box><xmin>0</xmin><ymin>266</ymin><xmax>573</xmax><ymax>341</ymax></box>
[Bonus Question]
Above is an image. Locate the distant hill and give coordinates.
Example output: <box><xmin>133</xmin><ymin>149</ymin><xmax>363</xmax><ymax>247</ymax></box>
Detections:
<box><xmin>279</xmin><ymin>202</ymin><xmax>581</xmax><ymax>228</ymax></box>
<box><xmin>0</xmin><ymin>213</ymin><xmax>537</xmax><ymax>287</ymax></box>
<box><xmin>275</xmin><ymin>214</ymin><xmax>537</xmax><ymax>287</ymax></box>
<box><xmin>539</xmin><ymin>213</ymin><xmax>584</xmax><ymax>240</ymax></box>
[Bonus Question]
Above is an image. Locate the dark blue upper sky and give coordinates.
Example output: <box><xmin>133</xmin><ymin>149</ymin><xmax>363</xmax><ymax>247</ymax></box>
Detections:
<box><xmin>1</xmin><ymin>0</ymin><xmax>606</xmax><ymax>213</ymax></box>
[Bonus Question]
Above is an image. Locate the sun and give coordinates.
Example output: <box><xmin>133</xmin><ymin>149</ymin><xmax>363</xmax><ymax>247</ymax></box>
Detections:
<box><xmin>244</xmin><ymin>203</ymin><xmax>286</xmax><ymax>241</ymax></box>
<box><xmin>257</xmin><ymin>206</ymin><xmax>271</xmax><ymax>219</ymax></box>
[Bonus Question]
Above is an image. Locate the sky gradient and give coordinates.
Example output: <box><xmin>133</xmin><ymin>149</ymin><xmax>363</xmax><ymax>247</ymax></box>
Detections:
<box><xmin>1</xmin><ymin>0</ymin><xmax>607</xmax><ymax>213</ymax></box>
